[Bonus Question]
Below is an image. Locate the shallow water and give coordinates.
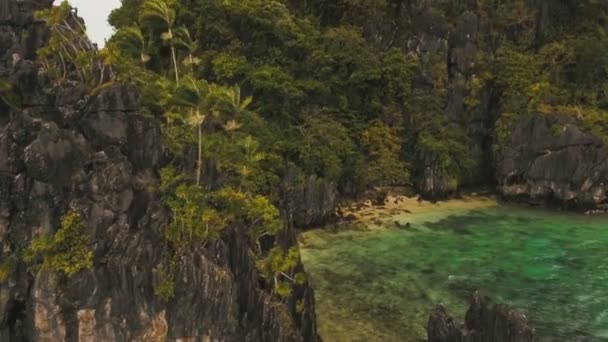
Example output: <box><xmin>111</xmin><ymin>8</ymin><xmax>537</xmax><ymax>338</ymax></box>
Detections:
<box><xmin>300</xmin><ymin>202</ymin><xmax>608</xmax><ymax>341</ymax></box>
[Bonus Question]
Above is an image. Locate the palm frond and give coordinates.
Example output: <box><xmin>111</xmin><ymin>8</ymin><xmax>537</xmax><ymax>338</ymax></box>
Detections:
<box><xmin>171</xmin><ymin>75</ymin><xmax>209</xmax><ymax>108</ymax></box>
<box><xmin>175</xmin><ymin>26</ymin><xmax>198</xmax><ymax>52</ymax></box>
<box><xmin>240</xmin><ymin>95</ymin><xmax>253</xmax><ymax>112</ymax></box>
<box><xmin>140</xmin><ymin>0</ymin><xmax>176</xmax><ymax>27</ymax></box>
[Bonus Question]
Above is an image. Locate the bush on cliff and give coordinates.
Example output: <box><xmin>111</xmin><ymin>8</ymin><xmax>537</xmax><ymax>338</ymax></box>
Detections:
<box><xmin>23</xmin><ymin>211</ymin><xmax>93</xmax><ymax>279</ymax></box>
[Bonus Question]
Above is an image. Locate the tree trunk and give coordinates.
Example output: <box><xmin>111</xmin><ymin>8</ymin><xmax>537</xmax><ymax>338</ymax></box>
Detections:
<box><xmin>169</xmin><ymin>28</ymin><xmax>179</xmax><ymax>85</ymax></box>
<box><xmin>196</xmin><ymin>109</ymin><xmax>203</xmax><ymax>186</ymax></box>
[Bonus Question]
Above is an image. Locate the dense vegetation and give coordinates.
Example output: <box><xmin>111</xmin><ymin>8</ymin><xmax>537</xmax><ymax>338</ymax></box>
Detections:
<box><xmin>34</xmin><ymin>0</ymin><xmax>608</xmax><ymax>297</ymax></box>
<box><xmin>105</xmin><ymin>0</ymin><xmax>607</xmax><ymax>193</ymax></box>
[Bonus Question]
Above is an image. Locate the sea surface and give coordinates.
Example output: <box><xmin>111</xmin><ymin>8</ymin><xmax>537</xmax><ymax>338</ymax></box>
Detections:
<box><xmin>300</xmin><ymin>200</ymin><xmax>608</xmax><ymax>341</ymax></box>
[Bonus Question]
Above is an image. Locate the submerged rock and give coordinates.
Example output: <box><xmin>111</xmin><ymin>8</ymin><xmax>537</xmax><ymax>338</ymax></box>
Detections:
<box><xmin>427</xmin><ymin>292</ymin><xmax>535</xmax><ymax>342</ymax></box>
<box><xmin>427</xmin><ymin>305</ymin><xmax>463</xmax><ymax>342</ymax></box>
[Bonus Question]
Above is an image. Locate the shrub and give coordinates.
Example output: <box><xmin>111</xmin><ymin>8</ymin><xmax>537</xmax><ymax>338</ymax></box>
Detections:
<box><xmin>257</xmin><ymin>246</ymin><xmax>306</xmax><ymax>298</ymax></box>
<box><xmin>23</xmin><ymin>211</ymin><xmax>93</xmax><ymax>278</ymax></box>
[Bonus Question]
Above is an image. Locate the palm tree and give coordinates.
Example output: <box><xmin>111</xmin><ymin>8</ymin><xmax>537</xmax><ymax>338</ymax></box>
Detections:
<box><xmin>112</xmin><ymin>25</ymin><xmax>150</xmax><ymax>68</ymax></box>
<box><xmin>237</xmin><ymin>136</ymin><xmax>266</xmax><ymax>192</ymax></box>
<box><xmin>175</xmin><ymin>27</ymin><xmax>200</xmax><ymax>75</ymax></box>
<box><xmin>140</xmin><ymin>0</ymin><xmax>179</xmax><ymax>84</ymax></box>
<box><xmin>172</xmin><ymin>75</ymin><xmax>219</xmax><ymax>185</ymax></box>
<box><xmin>224</xmin><ymin>85</ymin><xmax>253</xmax><ymax>117</ymax></box>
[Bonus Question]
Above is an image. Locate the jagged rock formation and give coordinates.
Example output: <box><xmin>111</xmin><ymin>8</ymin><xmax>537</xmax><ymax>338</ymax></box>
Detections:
<box><xmin>499</xmin><ymin>114</ymin><xmax>608</xmax><ymax>210</ymax></box>
<box><xmin>0</xmin><ymin>1</ymin><xmax>318</xmax><ymax>341</ymax></box>
<box><xmin>427</xmin><ymin>292</ymin><xmax>535</xmax><ymax>342</ymax></box>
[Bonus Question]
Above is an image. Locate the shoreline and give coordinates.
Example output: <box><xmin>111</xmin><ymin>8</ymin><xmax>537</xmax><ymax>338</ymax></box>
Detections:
<box><xmin>335</xmin><ymin>193</ymin><xmax>498</xmax><ymax>230</ymax></box>
<box><xmin>326</xmin><ymin>186</ymin><xmax>608</xmax><ymax>233</ymax></box>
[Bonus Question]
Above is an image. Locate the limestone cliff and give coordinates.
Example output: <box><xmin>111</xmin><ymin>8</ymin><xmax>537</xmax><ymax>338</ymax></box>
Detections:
<box><xmin>499</xmin><ymin>114</ymin><xmax>608</xmax><ymax>210</ymax></box>
<box><xmin>0</xmin><ymin>1</ymin><xmax>318</xmax><ymax>341</ymax></box>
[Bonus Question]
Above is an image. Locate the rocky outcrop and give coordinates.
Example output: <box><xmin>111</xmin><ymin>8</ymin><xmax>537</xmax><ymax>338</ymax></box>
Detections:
<box><xmin>282</xmin><ymin>168</ymin><xmax>338</xmax><ymax>228</ymax></box>
<box><xmin>0</xmin><ymin>1</ymin><xmax>318</xmax><ymax>341</ymax></box>
<box><xmin>427</xmin><ymin>292</ymin><xmax>535</xmax><ymax>342</ymax></box>
<box><xmin>498</xmin><ymin>114</ymin><xmax>608</xmax><ymax>209</ymax></box>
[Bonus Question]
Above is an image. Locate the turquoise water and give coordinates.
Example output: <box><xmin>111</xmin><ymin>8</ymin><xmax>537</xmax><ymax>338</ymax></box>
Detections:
<box><xmin>300</xmin><ymin>204</ymin><xmax>608</xmax><ymax>341</ymax></box>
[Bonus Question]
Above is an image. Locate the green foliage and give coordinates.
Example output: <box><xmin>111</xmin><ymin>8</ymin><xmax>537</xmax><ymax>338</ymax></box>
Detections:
<box><xmin>160</xmin><ymin>166</ymin><xmax>226</xmax><ymax>247</ymax></box>
<box><xmin>139</xmin><ymin>0</ymin><xmax>180</xmax><ymax>83</ymax></box>
<box><xmin>493</xmin><ymin>46</ymin><xmax>545</xmax><ymax>146</ymax></box>
<box><xmin>416</xmin><ymin>118</ymin><xmax>474</xmax><ymax>187</ymax></box>
<box><xmin>154</xmin><ymin>257</ymin><xmax>176</xmax><ymax>300</ymax></box>
<box><xmin>211</xmin><ymin>52</ymin><xmax>248</xmax><ymax>82</ymax></box>
<box><xmin>221</xmin><ymin>135</ymin><xmax>269</xmax><ymax>192</ymax></box>
<box><xmin>171</xmin><ymin>75</ymin><xmax>215</xmax><ymax>184</ymax></box>
<box><xmin>160</xmin><ymin>164</ymin><xmax>282</xmax><ymax>245</ymax></box>
<box><xmin>297</xmin><ymin>116</ymin><xmax>357</xmax><ymax>183</ymax></box>
<box><xmin>107</xmin><ymin>0</ymin><xmax>608</xmax><ymax>197</ymax></box>
<box><xmin>539</xmin><ymin>105</ymin><xmax>608</xmax><ymax>143</ymax></box>
<box><xmin>109</xmin><ymin>0</ymin><xmax>420</xmax><ymax>190</ymax></box>
<box><xmin>358</xmin><ymin>121</ymin><xmax>409</xmax><ymax>188</ymax></box>
<box><xmin>105</xmin><ymin>0</ymin><xmax>608</xmax><ymax>303</ymax></box>
<box><xmin>23</xmin><ymin>211</ymin><xmax>93</xmax><ymax>278</ymax></box>
<box><xmin>107</xmin><ymin>25</ymin><xmax>150</xmax><ymax>68</ymax></box>
<box><xmin>257</xmin><ymin>246</ymin><xmax>304</xmax><ymax>298</ymax></box>
<box><xmin>211</xmin><ymin>187</ymin><xmax>282</xmax><ymax>240</ymax></box>
<box><xmin>35</xmin><ymin>1</ymin><xmax>103</xmax><ymax>90</ymax></box>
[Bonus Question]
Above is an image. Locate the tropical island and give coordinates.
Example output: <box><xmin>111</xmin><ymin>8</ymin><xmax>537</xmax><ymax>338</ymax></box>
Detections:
<box><xmin>0</xmin><ymin>0</ymin><xmax>607</xmax><ymax>341</ymax></box>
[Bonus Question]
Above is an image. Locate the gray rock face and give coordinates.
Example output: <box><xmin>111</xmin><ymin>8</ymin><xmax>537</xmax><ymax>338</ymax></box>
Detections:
<box><xmin>280</xmin><ymin>165</ymin><xmax>337</xmax><ymax>228</ymax></box>
<box><xmin>427</xmin><ymin>292</ymin><xmax>535</xmax><ymax>342</ymax></box>
<box><xmin>498</xmin><ymin>114</ymin><xmax>608</xmax><ymax>209</ymax></box>
<box><xmin>291</xmin><ymin>175</ymin><xmax>338</xmax><ymax>228</ymax></box>
<box><xmin>0</xmin><ymin>1</ymin><xmax>318</xmax><ymax>341</ymax></box>
<box><xmin>23</xmin><ymin>122</ymin><xmax>89</xmax><ymax>185</ymax></box>
<box><xmin>387</xmin><ymin>2</ymin><xmax>497</xmax><ymax>198</ymax></box>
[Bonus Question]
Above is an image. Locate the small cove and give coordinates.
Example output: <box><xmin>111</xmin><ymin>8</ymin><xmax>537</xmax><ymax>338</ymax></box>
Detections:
<box><xmin>300</xmin><ymin>198</ymin><xmax>608</xmax><ymax>341</ymax></box>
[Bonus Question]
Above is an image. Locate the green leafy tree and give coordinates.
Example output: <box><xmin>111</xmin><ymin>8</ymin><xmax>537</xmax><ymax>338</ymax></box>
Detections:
<box><xmin>297</xmin><ymin>116</ymin><xmax>357</xmax><ymax>184</ymax></box>
<box><xmin>211</xmin><ymin>187</ymin><xmax>282</xmax><ymax>243</ymax></box>
<box><xmin>160</xmin><ymin>166</ymin><xmax>227</xmax><ymax>246</ymax></box>
<box><xmin>358</xmin><ymin>121</ymin><xmax>409</xmax><ymax>188</ymax></box>
<box><xmin>257</xmin><ymin>246</ymin><xmax>306</xmax><ymax>298</ymax></box>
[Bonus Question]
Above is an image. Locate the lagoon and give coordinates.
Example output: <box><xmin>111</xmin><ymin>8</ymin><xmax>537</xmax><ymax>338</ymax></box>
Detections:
<box><xmin>300</xmin><ymin>199</ymin><xmax>608</xmax><ymax>341</ymax></box>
